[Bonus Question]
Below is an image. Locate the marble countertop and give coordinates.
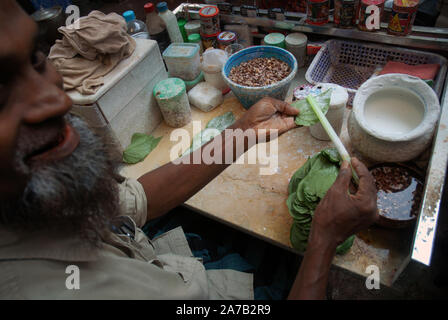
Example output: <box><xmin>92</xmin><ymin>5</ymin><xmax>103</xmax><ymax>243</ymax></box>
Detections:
<box><xmin>121</xmin><ymin>70</ymin><xmax>416</xmax><ymax>286</ymax></box>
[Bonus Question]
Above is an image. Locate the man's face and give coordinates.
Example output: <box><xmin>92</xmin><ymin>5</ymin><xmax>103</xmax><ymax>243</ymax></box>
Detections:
<box><xmin>0</xmin><ymin>1</ymin><xmax>77</xmax><ymax>199</ymax></box>
<box><xmin>0</xmin><ymin>1</ymin><xmax>120</xmax><ymax>239</ymax></box>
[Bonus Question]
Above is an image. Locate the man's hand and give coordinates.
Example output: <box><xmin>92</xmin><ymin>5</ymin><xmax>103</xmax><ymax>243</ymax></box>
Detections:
<box><xmin>234</xmin><ymin>97</ymin><xmax>299</xmax><ymax>140</ymax></box>
<box><xmin>311</xmin><ymin>157</ymin><xmax>379</xmax><ymax>246</ymax></box>
<box><xmin>288</xmin><ymin>158</ymin><xmax>378</xmax><ymax>300</ymax></box>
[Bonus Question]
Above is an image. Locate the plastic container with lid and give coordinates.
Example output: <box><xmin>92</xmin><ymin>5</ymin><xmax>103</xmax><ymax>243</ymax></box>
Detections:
<box><xmin>264</xmin><ymin>33</ymin><xmax>286</xmax><ymax>49</ymax></box>
<box><xmin>358</xmin><ymin>0</ymin><xmax>385</xmax><ymax>31</ymax></box>
<box><xmin>162</xmin><ymin>43</ymin><xmax>201</xmax><ymax>81</ymax></box>
<box><xmin>156</xmin><ymin>2</ymin><xmax>184</xmax><ymax>43</ymax></box>
<box><xmin>153</xmin><ymin>78</ymin><xmax>191</xmax><ymax>127</ymax></box>
<box><xmin>201</xmin><ymin>48</ymin><xmax>229</xmax><ymax>91</ymax></box>
<box><xmin>217</xmin><ymin>31</ymin><xmax>237</xmax><ymax>50</ymax></box>
<box><xmin>309</xmin><ymin>83</ymin><xmax>349</xmax><ymax>141</ymax></box>
<box><xmin>123</xmin><ymin>10</ymin><xmax>150</xmax><ymax>39</ymax></box>
<box><xmin>188</xmin><ymin>33</ymin><xmax>204</xmax><ymax>54</ymax></box>
<box><xmin>184</xmin><ymin>20</ymin><xmax>201</xmax><ymax>36</ymax></box>
<box><xmin>144</xmin><ymin>3</ymin><xmax>170</xmax><ymax>53</ymax></box>
<box><xmin>285</xmin><ymin>33</ymin><xmax>307</xmax><ymax>68</ymax></box>
<box><xmin>199</xmin><ymin>5</ymin><xmax>221</xmax><ymax>36</ymax></box>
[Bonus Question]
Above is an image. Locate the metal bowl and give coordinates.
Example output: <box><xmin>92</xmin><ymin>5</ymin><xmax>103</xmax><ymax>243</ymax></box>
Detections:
<box><xmin>370</xmin><ymin>163</ymin><xmax>424</xmax><ymax>229</ymax></box>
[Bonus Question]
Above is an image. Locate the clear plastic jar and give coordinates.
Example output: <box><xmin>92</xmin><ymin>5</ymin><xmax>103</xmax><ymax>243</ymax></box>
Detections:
<box><xmin>201</xmin><ymin>49</ymin><xmax>228</xmax><ymax>91</ymax></box>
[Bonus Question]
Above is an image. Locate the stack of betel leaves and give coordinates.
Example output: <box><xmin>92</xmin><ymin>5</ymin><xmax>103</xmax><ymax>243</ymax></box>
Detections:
<box><xmin>286</xmin><ymin>148</ymin><xmax>355</xmax><ymax>254</ymax></box>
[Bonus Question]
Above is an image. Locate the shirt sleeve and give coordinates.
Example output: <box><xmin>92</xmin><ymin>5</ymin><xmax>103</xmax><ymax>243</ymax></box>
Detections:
<box><xmin>117</xmin><ymin>178</ymin><xmax>148</xmax><ymax>227</ymax></box>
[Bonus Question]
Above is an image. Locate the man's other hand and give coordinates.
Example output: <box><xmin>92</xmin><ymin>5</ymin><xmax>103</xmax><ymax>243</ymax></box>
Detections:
<box><xmin>311</xmin><ymin>158</ymin><xmax>379</xmax><ymax>246</ymax></box>
<box><xmin>235</xmin><ymin>97</ymin><xmax>299</xmax><ymax>140</ymax></box>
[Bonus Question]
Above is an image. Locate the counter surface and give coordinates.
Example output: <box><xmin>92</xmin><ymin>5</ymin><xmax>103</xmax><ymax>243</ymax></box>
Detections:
<box><xmin>122</xmin><ymin>71</ymin><xmax>417</xmax><ymax>286</ymax></box>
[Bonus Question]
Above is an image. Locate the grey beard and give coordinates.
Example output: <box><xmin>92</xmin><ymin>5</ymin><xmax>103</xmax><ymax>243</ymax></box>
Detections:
<box><xmin>0</xmin><ymin>114</ymin><xmax>123</xmax><ymax>245</ymax></box>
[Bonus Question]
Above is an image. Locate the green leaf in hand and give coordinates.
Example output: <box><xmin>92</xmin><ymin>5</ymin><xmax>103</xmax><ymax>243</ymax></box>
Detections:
<box><xmin>292</xmin><ymin>89</ymin><xmax>332</xmax><ymax>126</ymax></box>
<box><xmin>123</xmin><ymin>133</ymin><xmax>162</xmax><ymax>164</ymax></box>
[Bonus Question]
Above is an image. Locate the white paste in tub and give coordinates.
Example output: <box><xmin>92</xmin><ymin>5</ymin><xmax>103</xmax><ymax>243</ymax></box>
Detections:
<box><xmin>363</xmin><ymin>88</ymin><xmax>425</xmax><ymax>136</ymax></box>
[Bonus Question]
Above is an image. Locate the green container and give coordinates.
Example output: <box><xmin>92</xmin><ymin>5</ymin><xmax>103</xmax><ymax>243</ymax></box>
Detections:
<box><xmin>188</xmin><ymin>33</ymin><xmax>203</xmax><ymax>53</ymax></box>
<box><xmin>264</xmin><ymin>33</ymin><xmax>286</xmax><ymax>49</ymax></box>
<box><xmin>177</xmin><ymin>18</ymin><xmax>188</xmax><ymax>42</ymax></box>
<box><xmin>153</xmin><ymin>78</ymin><xmax>191</xmax><ymax>127</ymax></box>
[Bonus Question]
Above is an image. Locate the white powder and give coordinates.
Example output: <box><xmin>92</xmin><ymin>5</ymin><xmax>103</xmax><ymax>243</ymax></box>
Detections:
<box><xmin>364</xmin><ymin>88</ymin><xmax>425</xmax><ymax>136</ymax></box>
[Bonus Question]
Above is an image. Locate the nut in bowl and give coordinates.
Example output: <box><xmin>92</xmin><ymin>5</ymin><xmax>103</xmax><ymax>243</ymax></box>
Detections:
<box><xmin>222</xmin><ymin>46</ymin><xmax>298</xmax><ymax>109</ymax></box>
<box><xmin>370</xmin><ymin>163</ymin><xmax>424</xmax><ymax>229</ymax></box>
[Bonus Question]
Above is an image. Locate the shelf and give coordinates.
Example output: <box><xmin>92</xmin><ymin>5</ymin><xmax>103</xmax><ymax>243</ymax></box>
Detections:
<box><xmin>174</xmin><ymin>3</ymin><xmax>448</xmax><ymax>53</ymax></box>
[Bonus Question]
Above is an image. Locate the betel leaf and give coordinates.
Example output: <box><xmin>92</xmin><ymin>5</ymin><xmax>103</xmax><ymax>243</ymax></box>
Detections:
<box><xmin>123</xmin><ymin>133</ymin><xmax>162</xmax><ymax>164</ymax></box>
<box><xmin>183</xmin><ymin>112</ymin><xmax>236</xmax><ymax>156</ymax></box>
<box><xmin>292</xmin><ymin>89</ymin><xmax>332</xmax><ymax>126</ymax></box>
<box><xmin>286</xmin><ymin>148</ymin><xmax>355</xmax><ymax>255</ymax></box>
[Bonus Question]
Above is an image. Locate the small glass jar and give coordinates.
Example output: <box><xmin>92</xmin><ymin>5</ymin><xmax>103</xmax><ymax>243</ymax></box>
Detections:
<box><xmin>334</xmin><ymin>0</ymin><xmax>357</xmax><ymax>28</ymax></box>
<box><xmin>217</xmin><ymin>31</ymin><xmax>237</xmax><ymax>50</ymax></box>
<box><xmin>306</xmin><ymin>0</ymin><xmax>330</xmax><ymax>26</ymax></box>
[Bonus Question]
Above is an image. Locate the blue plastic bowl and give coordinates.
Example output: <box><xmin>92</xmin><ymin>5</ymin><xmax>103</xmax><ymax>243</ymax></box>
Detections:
<box><xmin>222</xmin><ymin>46</ymin><xmax>298</xmax><ymax>109</ymax></box>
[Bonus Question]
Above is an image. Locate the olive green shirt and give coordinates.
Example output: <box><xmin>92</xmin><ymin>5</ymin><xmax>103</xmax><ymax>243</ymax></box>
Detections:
<box><xmin>0</xmin><ymin>178</ymin><xmax>253</xmax><ymax>299</ymax></box>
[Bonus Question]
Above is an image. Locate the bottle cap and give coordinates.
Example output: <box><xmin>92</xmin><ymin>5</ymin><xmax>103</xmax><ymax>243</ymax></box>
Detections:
<box><xmin>264</xmin><ymin>33</ymin><xmax>286</xmax><ymax>48</ymax></box>
<box><xmin>123</xmin><ymin>10</ymin><xmax>136</xmax><ymax>23</ymax></box>
<box><xmin>144</xmin><ymin>3</ymin><xmax>155</xmax><ymax>13</ymax></box>
<box><xmin>285</xmin><ymin>33</ymin><xmax>307</xmax><ymax>47</ymax></box>
<box><xmin>178</xmin><ymin>18</ymin><xmax>186</xmax><ymax>27</ymax></box>
<box><xmin>188</xmin><ymin>33</ymin><xmax>201</xmax><ymax>42</ymax></box>
<box><xmin>156</xmin><ymin>2</ymin><xmax>168</xmax><ymax>13</ymax></box>
<box><xmin>153</xmin><ymin>78</ymin><xmax>186</xmax><ymax>100</ymax></box>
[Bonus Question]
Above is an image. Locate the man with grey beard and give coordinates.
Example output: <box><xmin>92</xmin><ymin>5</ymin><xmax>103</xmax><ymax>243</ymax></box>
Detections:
<box><xmin>0</xmin><ymin>0</ymin><xmax>378</xmax><ymax>299</ymax></box>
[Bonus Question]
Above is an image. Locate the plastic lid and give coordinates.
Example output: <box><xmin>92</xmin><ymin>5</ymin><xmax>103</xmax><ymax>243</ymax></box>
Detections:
<box><xmin>200</xmin><ymin>32</ymin><xmax>220</xmax><ymax>38</ymax></box>
<box><xmin>144</xmin><ymin>3</ymin><xmax>155</xmax><ymax>13</ymax></box>
<box><xmin>185</xmin><ymin>20</ymin><xmax>201</xmax><ymax>30</ymax></box>
<box><xmin>264</xmin><ymin>33</ymin><xmax>285</xmax><ymax>45</ymax></box>
<box><xmin>153</xmin><ymin>78</ymin><xmax>186</xmax><ymax>100</ymax></box>
<box><xmin>199</xmin><ymin>6</ymin><xmax>219</xmax><ymax>17</ymax></box>
<box><xmin>188</xmin><ymin>33</ymin><xmax>201</xmax><ymax>42</ymax></box>
<box><xmin>217</xmin><ymin>31</ymin><xmax>237</xmax><ymax>42</ymax></box>
<box><xmin>285</xmin><ymin>33</ymin><xmax>307</xmax><ymax>46</ymax></box>
<box><xmin>163</xmin><ymin>43</ymin><xmax>200</xmax><ymax>59</ymax></box>
<box><xmin>361</xmin><ymin>0</ymin><xmax>385</xmax><ymax>5</ymax></box>
<box><xmin>156</xmin><ymin>2</ymin><xmax>168</xmax><ymax>13</ymax></box>
<box><xmin>31</xmin><ymin>6</ymin><xmax>62</xmax><ymax>22</ymax></box>
<box><xmin>123</xmin><ymin>10</ymin><xmax>136</xmax><ymax>22</ymax></box>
